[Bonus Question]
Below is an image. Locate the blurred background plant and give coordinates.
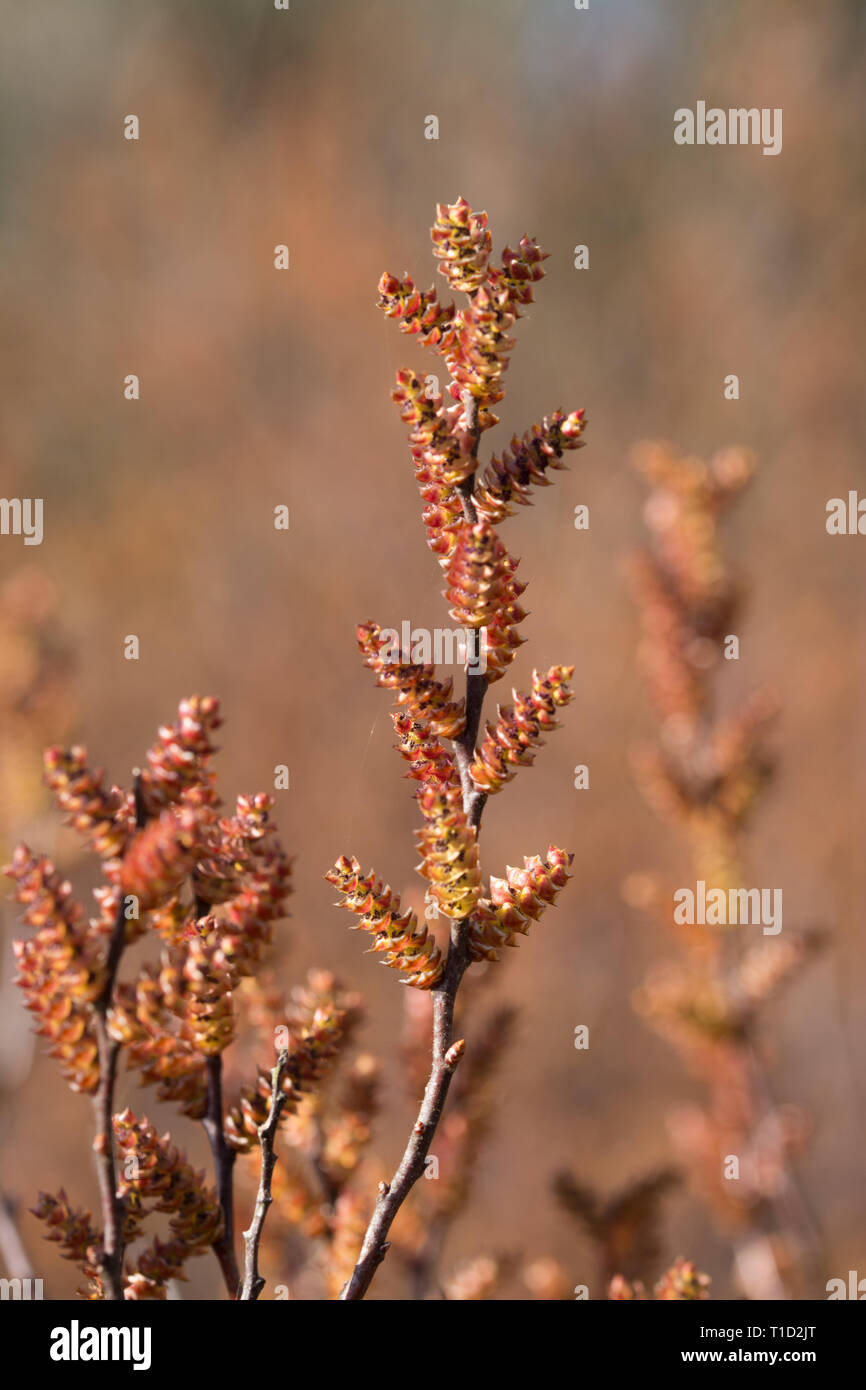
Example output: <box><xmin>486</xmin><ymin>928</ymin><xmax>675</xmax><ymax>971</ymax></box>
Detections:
<box><xmin>626</xmin><ymin>442</ymin><xmax>825</xmax><ymax>1298</ymax></box>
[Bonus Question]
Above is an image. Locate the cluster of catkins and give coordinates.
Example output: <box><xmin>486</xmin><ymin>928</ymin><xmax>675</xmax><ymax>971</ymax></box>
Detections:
<box><xmin>7</xmin><ymin>698</ymin><xmax>363</xmax><ymax>1298</ymax></box>
<box><xmin>329</xmin><ymin>198</ymin><xmax>584</xmax><ymax>984</ymax></box>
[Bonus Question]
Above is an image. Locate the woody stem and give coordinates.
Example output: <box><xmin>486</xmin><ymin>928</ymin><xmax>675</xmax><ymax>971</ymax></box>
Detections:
<box><xmin>203</xmin><ymin>1054</ymin><xmax>240</xmax><ymax>1298</ymax></box>
<box><xmin>91</xmin><ymin>895</ymin><xmax>129</xmax><ymax>1300</ymax></box>
<box><xmin>341</xmin><ymin>394</ymin><xmax>487</xmax><ymax>1300</ymax></box>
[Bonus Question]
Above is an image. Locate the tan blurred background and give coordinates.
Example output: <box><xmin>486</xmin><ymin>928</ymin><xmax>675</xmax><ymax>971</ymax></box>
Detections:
<box><xmin>1</xmin><ymin>0</ymin><xmax>864</xmax><ymax>1298</ymax></box>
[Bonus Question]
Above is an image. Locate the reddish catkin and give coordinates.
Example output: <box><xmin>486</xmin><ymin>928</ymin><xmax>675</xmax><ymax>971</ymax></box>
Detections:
<box><xmin>138</xmin><ymin>694</ymin><xmax>223</xmax><ymax>817</ymax></box>
<box><xmin>326</xmin><ymin>856</ymin><xmax>444</xmax><ymax>989</ymax></box>
<box><xmin>431</xmin><ymin>195</ymin><xmax>492</xmax><ymax>294</ymax></box>
<box><xmin>7</xmin><ymin>847</ymin><xmax>104</xmax><ymax>1093</ymax></box>
<box><xmin>31</xmin><ymin>1190</ymin><xmax>102</xmax><ymax>1286</ymax></box>
<box><xmin>391</xmin><ymin>710</ymin><xmax>458</xmax><ymax>783</ymax></box>
<box><xmin>474</xmin><ymin>409</ymin><xmax>587</xmax><ymax>525</ymax></box>
<box><xmin>192</xmin><ymin>791</ymin><xmax>274</xmax><ymax>906</ymax></box>
<box><xmin>417</xmin><ymin>468</ymin><xmax>466</xmax><ymax>568</ymax></box>
<box><xmin>392</xmin><ymin>368</ymin><xmax>470</xmax><ymax>487</ymax></box>
<box><xmin>488</xmin><ymin>235</ymin><xmax>548</xmax><ymax>306</ymax></box>
<box><xmin>113</xmin><ymin>1109</ymin><xmax>223</xmax><ymax>1258</ymax></box>
<box><xmin>377</xmin><ymin>272</ymin><xmax>457</xmax><ymax>351</ymax></box>
<box><xmin>445</xmin><ymin>521</ymin><xmax>513</xmax><ymax>629</ymax></box>
<box><xmin>217</xmin><ymin>856</ymin><xmax>294</xmax><ymax>979</ymax></box>
<box><xmin>470</xmin><ymin>665</ymin><xmax>575</xmax><ymax>793</ymax></box>
<box><xmin>446</xmin><ymin>281</ymin><xmax>516</xmax><ymax>416</ymax></box>
<box><xmin>468</xmin><ymin>848</ymin><xmax>574</xmax><ymax>963</ymax></box>
<box><xmin>389</xmin><ymin>368</ymin><xmax>467</xmax><ymax>567</ymax></box>
<box><xmin>356</xmin><ymin>620</ymin><xmax>466</xmax><ymax>738</ymax></box>
<box><xmin>482</xmin><ymin>559</ymin><xmax>529</xmax><ymax>685</ymax></box>
<box><xmin>43</xmin><ymin>746</ymin><xmax>133</xmax><ymax>862</ymax></box>
<box><xmin>109</xmin><ymin>976</ymin><xmax>209</xmax><ymax>1119</ymax></box>
<box><xmin>435</xmin><ymin>227</ymin><xmax>550</xmax><ymax>427</ymax></box>
<box><xmin>120</xmin><ymin>805</ymin><xmax>201</xmax><ymax>911</ymax></box>
<box><xmin>182</xmin><ymin>930</ymin><xmax>235</xmax><ymax>1055</ymax></box>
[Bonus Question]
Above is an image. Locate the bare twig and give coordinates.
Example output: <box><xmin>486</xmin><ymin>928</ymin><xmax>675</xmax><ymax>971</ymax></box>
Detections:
<box><xmin>239</xmin><ymin>1049</ymin><xmax>290</xmax><ymax>1300</ymax></box>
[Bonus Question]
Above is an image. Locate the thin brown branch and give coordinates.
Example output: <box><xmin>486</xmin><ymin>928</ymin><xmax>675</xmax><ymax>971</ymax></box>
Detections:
<box><xmin>239</xmin><ymin>1049</ymin><xmax>290</xmax><ymax>1301</ymax></box>
<box><xmin>202</xmin><ymin>1053</ymin><xmax>240</xmax><ymax>1299</ymax></box>
<box><xmin>90</xmin><ymin>894</ymin><xmax>128</xmax><ymax>1300</ymax></box>
<box><xmin>339</xmin><ymin>995</ymin><xmax>467</xmax><ymax>1300</ymax></box>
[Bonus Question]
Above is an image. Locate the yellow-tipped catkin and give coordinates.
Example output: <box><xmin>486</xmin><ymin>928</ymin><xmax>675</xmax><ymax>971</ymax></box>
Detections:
<box><xmin>415</xmin><ymin>786</ymin><xmax>481</xmax><ymax>921</ymax></box>
<box><xmin>431</xmin><ymin>196</ymin><xmax>491</xmax><ymax>294</ymax></box>
<box><xmin>326</xmin><ymin>856</ymin><xmax>444</xmax><ymax>989</ymax></box>
<box><xmin>471</xmin><ymin>666</ymin><xmax>574</xmax><ymax>793</ymax></box>
<box><xmin>468</xmin><ymin>847</ymin><xmax>574</xmax><ymax>963</ymax></box>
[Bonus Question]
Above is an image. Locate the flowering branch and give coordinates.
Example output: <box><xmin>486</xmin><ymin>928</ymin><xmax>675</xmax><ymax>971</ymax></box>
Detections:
<box><xmin>335</xmin><ymin>197</ymin><xmax>586</xmax><ymax>1298</ymax></box>
<box><xmin>10</xmin><ymin>698</ymin><xmax>313</xmax><ymax>1300</ymax></box>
